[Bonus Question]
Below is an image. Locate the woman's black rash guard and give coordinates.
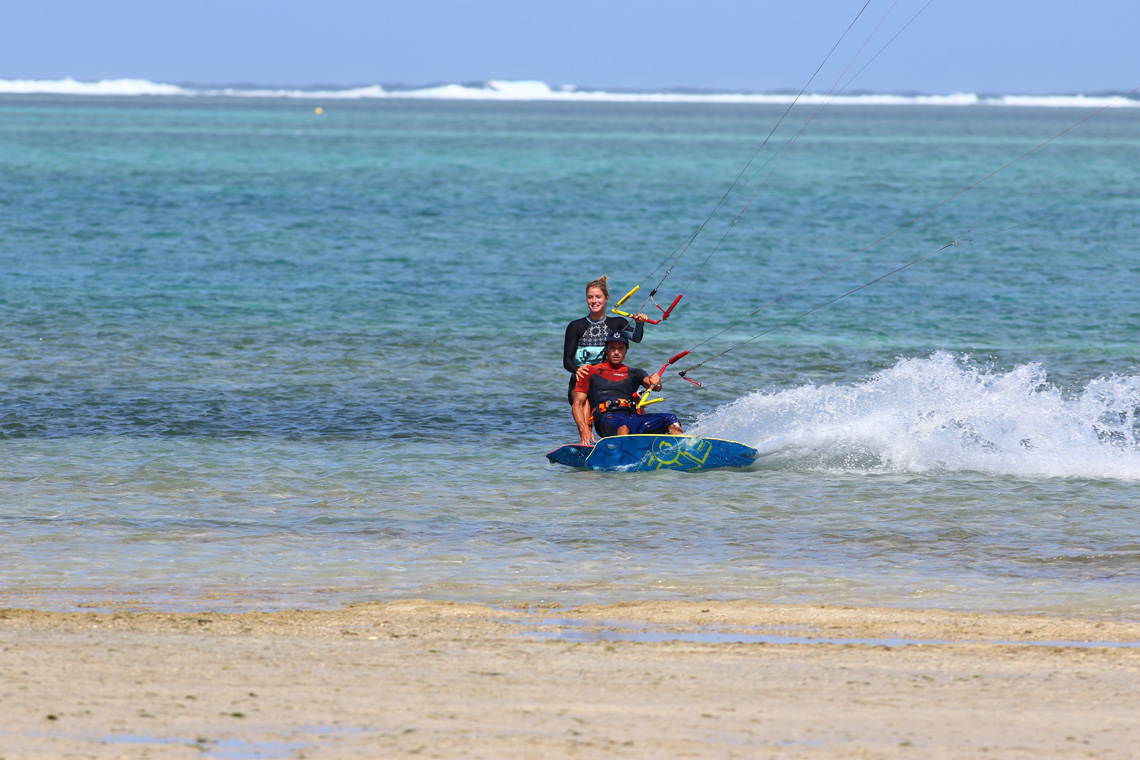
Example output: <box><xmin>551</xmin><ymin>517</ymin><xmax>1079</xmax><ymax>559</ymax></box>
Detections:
<box><xmin>563</xmin><ymin>315</ymin><xmax>644</xmax><ymax>403</ymax></box>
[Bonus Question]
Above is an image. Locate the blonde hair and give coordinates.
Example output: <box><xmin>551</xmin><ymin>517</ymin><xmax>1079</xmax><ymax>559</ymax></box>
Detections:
<box><xmin>586</xmin><ymin>276</ymin><xmax>609</xmax><ymax>299</ymax></box>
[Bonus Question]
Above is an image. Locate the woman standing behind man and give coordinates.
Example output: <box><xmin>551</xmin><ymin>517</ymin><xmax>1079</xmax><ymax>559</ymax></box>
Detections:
<box><xmin>563</xmin><ymin>276</ymin><xmax>647</xmax><ymax>404</ymax></box>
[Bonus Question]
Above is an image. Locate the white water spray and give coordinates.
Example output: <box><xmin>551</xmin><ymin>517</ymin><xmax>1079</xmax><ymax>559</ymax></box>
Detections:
<box><xmin>693</xmin><ymin>352</ymin><xmax>1140</xmax><ymax>480</ymax></box>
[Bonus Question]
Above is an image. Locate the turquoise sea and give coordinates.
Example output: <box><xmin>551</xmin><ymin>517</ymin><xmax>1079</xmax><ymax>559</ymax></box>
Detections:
<box><xmin>2</xmin><ymin>94</ymin><xmax>1139</xmax><ymax>616</ymax></box>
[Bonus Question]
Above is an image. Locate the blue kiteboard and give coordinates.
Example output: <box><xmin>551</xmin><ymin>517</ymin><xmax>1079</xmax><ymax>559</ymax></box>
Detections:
<box><xmin>546</xmin><ymin>435</ymin><xmax>759</xmax><ymax>472</ymax></box>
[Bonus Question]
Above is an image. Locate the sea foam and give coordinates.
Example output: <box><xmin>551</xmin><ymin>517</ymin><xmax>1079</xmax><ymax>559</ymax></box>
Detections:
<box><xmin>0</xmin><ymin>77</ymin><xmax>190</xmax><ymax>96</ymax></box>
<box><xmin>692</xmin><ymin>352</ymin><xmax>1140</xmax><ymax>480</ymax></box>
<box><xmin>1</xmin><ymin>77</ymin><xmax>1136</xmax><ymax>107</ymax></box>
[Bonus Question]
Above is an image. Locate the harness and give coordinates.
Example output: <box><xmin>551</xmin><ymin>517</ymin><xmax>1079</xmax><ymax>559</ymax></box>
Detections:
<box><xmin>592</xmin><ymin>398</ymin><xmax>637</xmax><ymax>417</ymax></box>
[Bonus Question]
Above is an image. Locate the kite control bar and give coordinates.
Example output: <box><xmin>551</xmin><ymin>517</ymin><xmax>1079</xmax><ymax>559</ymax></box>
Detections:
<box><xmin>637</xmin><ymin>350</ymin><xmax>695</xmax><ymax>410</ymax></box>
<box><xmin>612</xmin><ymin>286</ymin><xmax>683</xmax><ymax>325</ymax></box>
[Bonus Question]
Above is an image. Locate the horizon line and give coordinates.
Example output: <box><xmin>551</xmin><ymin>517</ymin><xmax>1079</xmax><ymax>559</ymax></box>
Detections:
<box><xmin>1</xmin><ymin>77</ymin><xmax>1137</xmax><ymax>106</ymax></box>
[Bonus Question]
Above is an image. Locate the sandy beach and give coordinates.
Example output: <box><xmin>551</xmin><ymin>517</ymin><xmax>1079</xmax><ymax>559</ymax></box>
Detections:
<box><xmin>1</xmin><ymin>600</ymin><xmax>1138</xmax><ymax>759</ymax></box>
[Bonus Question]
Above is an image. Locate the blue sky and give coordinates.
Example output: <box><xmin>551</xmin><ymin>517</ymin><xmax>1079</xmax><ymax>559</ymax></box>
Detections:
<box><xmin>3</xmin><ymin>0</ymin><xmax>1136</xmax><ymax>94</ymax></box>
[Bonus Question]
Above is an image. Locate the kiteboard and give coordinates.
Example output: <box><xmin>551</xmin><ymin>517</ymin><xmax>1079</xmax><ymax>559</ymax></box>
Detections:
<box><xmin>546</xmin><ymin>434</ymin><xmax>758</xmax><ymax>473</ymax></box>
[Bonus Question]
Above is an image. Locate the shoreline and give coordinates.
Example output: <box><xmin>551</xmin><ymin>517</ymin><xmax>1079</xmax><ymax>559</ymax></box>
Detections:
<box><xmin>3</xmin><ymin>600</ymin><xmax>1139</xmax><ymax>758</ymax></box>
<box><xmin>3</xmin><ymin>585</ymin><xmax>1138</xmax><ymax>622</ymax></box>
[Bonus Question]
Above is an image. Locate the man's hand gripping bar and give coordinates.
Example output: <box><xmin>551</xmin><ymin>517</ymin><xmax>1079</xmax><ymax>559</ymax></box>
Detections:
<box><xmin>637</xmin><ymin>350</ymin><xmax>692</xmax><ymax>411</ymax></box>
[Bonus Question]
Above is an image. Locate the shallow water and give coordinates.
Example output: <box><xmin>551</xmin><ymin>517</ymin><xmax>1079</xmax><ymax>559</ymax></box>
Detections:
<box><xmin>2</xmin><ymin>96</ymin><xmax>1139</xmax><ymax>616</ymax></box>
<box><xmin>511</xmin><ymin>618</ymin><xmax>1140</xmax><ymax>648</ymax></box>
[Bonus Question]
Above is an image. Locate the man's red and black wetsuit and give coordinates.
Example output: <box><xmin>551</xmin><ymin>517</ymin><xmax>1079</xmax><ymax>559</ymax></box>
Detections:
<box><xmin>574</xmin><ymin>362</ymin><xmax>680</xmax><ymax>438</ymax></box>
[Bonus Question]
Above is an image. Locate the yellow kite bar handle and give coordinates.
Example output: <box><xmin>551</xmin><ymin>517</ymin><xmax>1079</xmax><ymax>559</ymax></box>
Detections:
<box><xmin>637</xmin><ymin>393</ymin><xmax>663</xmax><ymax>411</ymax></box>
<box><xmin>614</xmin><ymin>285</ymin><xmax>639</xmax><ymax>309</ymax></box>
<box><xmin>611</xmin><ymin>285</ymin><xmax>642</xmax><ymax>320</ymax></box>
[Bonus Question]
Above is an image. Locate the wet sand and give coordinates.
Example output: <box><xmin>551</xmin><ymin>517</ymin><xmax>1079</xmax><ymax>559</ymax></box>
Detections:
<box><xmin>2</xmin><ymin>600</ymin><xmax>1138</xmax><ymax>759</ymax></box>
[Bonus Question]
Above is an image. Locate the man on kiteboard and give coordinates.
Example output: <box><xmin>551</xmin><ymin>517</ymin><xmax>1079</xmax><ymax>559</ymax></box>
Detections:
<box><xmin>572</xmin><ymin>331</ymin><xmax>684</xmax><ymax>447</ymax></box>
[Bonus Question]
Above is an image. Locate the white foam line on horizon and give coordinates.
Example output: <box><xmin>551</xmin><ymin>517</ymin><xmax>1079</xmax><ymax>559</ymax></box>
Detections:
<box><xmin>0</xmin><ymin>77</ymin><xmax>189</xmax><ymax>96</ymax></box>
<box><xmin>1</xmin><ymin>78</ymin><xmax>1137</xmax><ymax>108</ymax></box>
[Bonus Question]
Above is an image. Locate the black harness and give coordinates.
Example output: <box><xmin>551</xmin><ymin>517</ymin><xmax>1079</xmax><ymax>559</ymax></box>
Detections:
<box><xmin>592</xmin><ymin>398</ymin><xmax>637</xmax><ymax>417</ymax></box>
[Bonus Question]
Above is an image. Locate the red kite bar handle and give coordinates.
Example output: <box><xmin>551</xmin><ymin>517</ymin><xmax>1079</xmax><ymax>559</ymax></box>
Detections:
<box><xmin>657</xmin><ymin>350</ymin><xmax>690</xmax><ymax>376</ymax></box>
<box><xmin>657</xmin><ymin>294</ymin><xmax>683</xmax><ymax>321</ymax></box>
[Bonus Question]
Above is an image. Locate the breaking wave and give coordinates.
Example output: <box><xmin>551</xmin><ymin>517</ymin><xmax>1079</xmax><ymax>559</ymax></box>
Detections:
<box><xmin>1</xmin><ymin>77</ymin><xmax>1137</xmax><ymax>108</ymax></box>
<box><xmin>692</xmin><ymin>352</ymin><xmax>1140</xmax><ymax>480</ymax></box>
